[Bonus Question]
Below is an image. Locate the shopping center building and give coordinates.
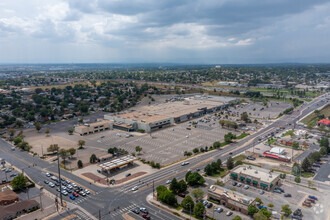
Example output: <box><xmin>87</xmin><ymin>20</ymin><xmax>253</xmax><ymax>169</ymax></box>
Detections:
<box><xmin>230</xmin><ymin>165</ymin><xmax>281</xmax><ymax>191</ymax></box>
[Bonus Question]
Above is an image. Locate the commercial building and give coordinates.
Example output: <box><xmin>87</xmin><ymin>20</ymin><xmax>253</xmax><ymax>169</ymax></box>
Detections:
<box><xmin>208</xmin><ymin>185</ymin><xmax>254</xmax><ymax>215</ymax></box>
<box><xmin>104</xmin><ymin>95</ymin><xmax>238</xmax><ymax>132</ymax></box>
<box><xmin>97</xmin><ymin>155</ymin><xmax>138</xmax><ymax>173</ymax></box>
<box><xmin>230</xmin><ymin>165</ymin><xmax>281</xmax><ymax>191</ymax></box>
<box><xmin>317</xmin><ymin>119</ymin><xmax>330</xmax><ymax>127</ymax></box>
<box><xmin>75</xmin><ymin>120</ymin><xmax>112</xmax><ymax>136</ymax></box>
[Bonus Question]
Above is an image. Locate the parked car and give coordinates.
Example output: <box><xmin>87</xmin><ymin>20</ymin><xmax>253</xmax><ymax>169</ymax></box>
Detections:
<box><xmin>273</xmin><ymin>189</ymin><xmax>282</xmax><ymax>193</ymax></box>
<box><xmin>215</xmin><ymin>207</ymin><xmax>223</xmax><ymax>213</ymax></box>
<box><xmin>237</xmin><ymin>183</ymin><xmax>242</xmax><ymax>187</ymax></box>
<box><xmin>247</xmin><ymin>156</ymin><xmax>256</xmax><ymax>160</ymax></box>
<box><xmin>202</xmin><ymin>201</ymin><xmax>208</xmax><ymax>206</ymax></box>
<box><xmin>306</xmin><ymin>198</ymin><xmax>315</xmax><ymax>203</ymax></box>
<box><xmin>45</xmin><ymin>173</ymin><xmax>51</xmax><ymax>177</ymax></box>
<box><xmin>72</xmin><ymin>192</ymin><xmax>79</xmax><ymax>197</ymax></box>
<box><xmin>284</xmin><ymin>193</ymin><xmax>291</xmax><ymax>197</ymax></box>
<box><xmin>69</xmin><ymin>195</ymin><xmax>75</xmax><ymax>200</ymax></box>
<box><xmin>308</xmin><ymin>195</ymin><xmax>318</xmax><ymax>200</ymax></box>
<box><xmin>232</xmin><ymin>182</ymin><xmax>237</xmax><ymax>186</ymax></box>
<box><xmin>84</xmin><ymin>189</ymin><xmax>90</xmax><ymax>194</ymax></box>
<box><xmin>259</xmin><ymin>190</ymin><xmax>265</xmax><ymax>195</ymax></box>
<box><xmin>142</xmin><ymin>213</ymin><xmax>150</xmax><ymax>219</ymax></box>
<box><xmin>274</xmin><ymin>187</ymin><xmax>284</xmax><ymax>192</ymax></box>
<box><xmin>44</xmin><ymin>180</ymin><xmax>49</xmax><ymax>184</ymax></box>
<box><xmin>166</xmin><ymin>180</ymin><xmax>171</xmax><ymax>184</ymax></box>
<box><xmin>126</xmin><ymin>173</ymin><xmax>131</xmax><ymax>177</ymax></box>
<box><xmin>226</xmin><ymin>211</ymin><xmax>233</xmax><ymax>216</ymax></box>
<box><xmin>206</xmin><ymin>203</ymin><xmax>213</xmax><ymax>208</ymax></box>
<box><xmin>48</xmin><ymin>182</ymin><xmax>55</xmax><ymax>188</ymax></box>
<box><xmin>61</xmin><ymin>190</ymin><xmax>68</xmax><ymax>196</ymax></box>
<box><xmin>178</xmin><ymin>193</ymin><xmax>185</xmax><ymax>198</ymax></box>
<box><xmin>79</xmin><ymin>191</ymin><xmax>86</xmax><ymax>196</ymax></box>
<box><xmin>9</xmin><ymin>173</ymin><xmax>17</xmax><ymax>177</ymax></box>
<box><xmin>244</xmin><ymin>185</ymin><xmax>249</xmax><ymax>189</ymax></box>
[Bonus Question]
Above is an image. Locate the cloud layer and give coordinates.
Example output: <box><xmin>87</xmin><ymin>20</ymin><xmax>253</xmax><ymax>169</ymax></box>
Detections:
<box><xmin>0</xmin><ymin>0</ymin><xmax>330</xmax><ymax>63</ymax></box>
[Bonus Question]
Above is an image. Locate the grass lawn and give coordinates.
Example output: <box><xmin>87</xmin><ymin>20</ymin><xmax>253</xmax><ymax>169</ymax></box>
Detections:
<box><xmin>301</xmin><ymin>104</ymin><xmax>330</xmax><ymax>126</ymax></box>
<box><xmin>233</xmin><ymin>155</ymin><xmax>247</xmax><ymax>162</ymax></box>
<box><xmin>267</xmin><ymin>138</ymin><xmax>277</xmax><ymax>145</ymax></box>
<box><xmin>236</xmin><ymin>132</ymin><xmax>249</xmax><ymax>139</ymax></box>
<box><xmin>282</xmin><ymin>130</ymin><xmax>295</xmax><ymax>137</ymax></box>
<box><xmin>301</xmin><ymin>172</ymin><xmax>315</xmax><ymax>178</ymax></box>
<box><xmin>209</xmin><ymin>168</ymin><xmax>229</xmax><ymax>178</ymax></box>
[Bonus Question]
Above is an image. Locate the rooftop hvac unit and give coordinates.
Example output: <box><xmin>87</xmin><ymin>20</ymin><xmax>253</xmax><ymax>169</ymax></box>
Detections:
<box><xmin>255</xmin><ymin>170</ymin><xmax>258</xmax><ymax>174</ymax></box>
<box><xmin>248</xmin><ymin>166</ymin><xmax>252</xmax><ymax>169</ymax></box>
<box><xmin>269</xmin><ymin>175</ymin><xmax>272</xmax><ymax>178</ymax></box>
<box><xmin>243</xmin><ymin>167</ymin><xmax>246</xmax><ymax>170</ymax></box>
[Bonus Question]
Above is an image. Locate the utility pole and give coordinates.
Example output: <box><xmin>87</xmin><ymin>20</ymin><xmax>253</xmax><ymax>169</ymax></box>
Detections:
<box><xmin>40</xmin><ymin>187</ymin><xmax>43</xmax><ymax>210</ymax></box>
<box><xmin>56</xmin><ymin>145</ymin><xmax>63</xmax><ymax>206</ymax></box>
<box><xmin>152</xmin><ymin>180</ymin><xmax>155</xmax><ymax>199</ymax></box>
<box><xmin>99</xmin><ymin>209</ymin><xmax>101</xmax><ymax>220</ymax></box>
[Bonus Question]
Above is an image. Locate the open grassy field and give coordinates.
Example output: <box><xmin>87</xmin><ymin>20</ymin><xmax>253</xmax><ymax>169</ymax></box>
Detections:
<box><xmin>250</xmin><ymin>87</ymin><xmax>322</xmax><ymax>98</ymax></box>
<box><xmin>301</xmin><ymin>104</ymin><xmax>330</xmax><ymax>126</ymax></box>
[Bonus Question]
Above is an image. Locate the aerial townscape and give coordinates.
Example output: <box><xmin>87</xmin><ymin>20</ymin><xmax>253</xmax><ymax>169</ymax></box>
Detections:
<box><xmin>0</xmin><ymin>1</ymin><xmax>330</xmax><ymax>220</ymax></box>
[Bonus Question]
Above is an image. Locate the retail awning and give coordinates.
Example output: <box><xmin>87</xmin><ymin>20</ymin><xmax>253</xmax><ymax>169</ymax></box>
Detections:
<box><xmin>240</xmin><ymin>177</ymin><xmax>245</xmax><ymax>180</ymax></box>
<box><xmin>246</xmin><ymin>179</ymin><xmax>251</xmax><ymax>182</ymax></box>
<box><xmin>253</xmin><ymin>180</ymin><xmax>258</xmax><ymax>184</ymax></box>
<box><xmin>260</xmin><ymin>183</ymin><xmax>268</xmax><ymax>187</ymax></box>
<box><xmin>231</xmin><ymin>173</ymin><xmax>238</xmax><ymax>178</ymax></box>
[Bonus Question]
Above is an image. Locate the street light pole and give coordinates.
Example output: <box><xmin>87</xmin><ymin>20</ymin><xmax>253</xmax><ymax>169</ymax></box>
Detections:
<box><xmin>40</xmin><ymin>187</ymin><xmax>43</xmax><ymax>210</ymax></box>
<box><xmin>56</xmin><ymin>145</ymin><xmax>63</xmax><ymax>206</ymax></box>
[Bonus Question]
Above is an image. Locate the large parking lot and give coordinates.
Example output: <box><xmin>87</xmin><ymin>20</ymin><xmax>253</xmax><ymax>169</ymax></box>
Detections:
<box><xmin>229</xmin><ymin>101</ymin><xmax>293</xmax><ymax>119</ymax></box>
<box><xmin>82</xmin><ymin>118</ymin><xmax>239</xmax><ymax>165</ymax></box>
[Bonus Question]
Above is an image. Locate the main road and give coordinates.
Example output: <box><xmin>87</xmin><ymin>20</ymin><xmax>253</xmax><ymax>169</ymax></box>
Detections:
<box><xmin>0</xmin><ymin>93</ymin><xmax>329</xmax><ymax>219</ymax></box>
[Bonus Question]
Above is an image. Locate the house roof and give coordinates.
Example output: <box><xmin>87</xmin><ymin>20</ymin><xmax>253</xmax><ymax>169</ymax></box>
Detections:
<box><xmin>0</xmin><ymin>200</ymin><xmax>39</xmax><ymax>219</ymax></box>
<box><xmin>0</xmin><ymin>189</ymin><xmax>18</xmax><ymax>203</ymax></box>
<box><xmin>317</xmin><ymin>119</ymin><xmax>330</xmax><ymax>126</ymax></box>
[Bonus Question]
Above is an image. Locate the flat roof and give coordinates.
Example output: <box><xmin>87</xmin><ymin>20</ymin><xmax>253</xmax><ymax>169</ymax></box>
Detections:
<box><xmin>112</xmin><ymin>112</ymin><xmax>170</xmax><ymax>124</ymax></box>
<box><xmin>232</xmin><ymin>165</ymin><xmax>279</xmax><ymax>183</ymax></box>
<box><xmin>209</xmin><ymin>185</ymin><xmax>254</xmax><ymax>205</ymax></box>
<box><xmin>76</xmin><ymin>120</ymin><xmax>109</xmax><ymax>129</ymax></box>
<box><xmin>97</xmin><ymin>155</ymin><xmax>137</xmax><ymax>171</ymax></box>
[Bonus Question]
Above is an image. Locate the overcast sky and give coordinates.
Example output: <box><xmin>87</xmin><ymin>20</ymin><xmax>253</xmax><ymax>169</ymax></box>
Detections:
<box><xmin>0</xmin><ymin>0</ymin><xmax>330</xmax><ymax>64</ymax></box>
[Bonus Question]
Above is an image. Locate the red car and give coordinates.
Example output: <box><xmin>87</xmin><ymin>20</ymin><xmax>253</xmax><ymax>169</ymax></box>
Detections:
<box><xmin>178</xmin><ymin>193</ymin><xmax>185</xmax><ymax>198</ymax></box>
<box><xmin>142</xmin><ymin>213</ymin><xmax>150</xmax><ymax>219</ymax></box>
<box><xmin>72</xmin><ymin>192</ymin><xmax>79</xmax><ymax>197</ymax></box>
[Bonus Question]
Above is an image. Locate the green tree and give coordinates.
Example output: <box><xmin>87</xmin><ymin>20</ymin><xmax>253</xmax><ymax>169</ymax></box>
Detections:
<box><xmin>90</xmin><ymin>154</ymin><xmax>98</xmax><ymax>163</ymax></box>
<box><xmin>281</xmin><ymin>204</ymin><xmax>292</xmax><ymax>216</ymax></box>
<box><xmin>191</xmin><ymin>188</ymin><xmax>204</xmax><ymax>200</ymax></box>
<box><xmin>253</xmin><ymin>212</ymin><xmax>267</xmax><ymax>220</ymax></box>
<box><xmin>170</xmin><ymin>178</ymin><xmax>179</xmax><ymax>194</ymax></box>
<box><xmin>291</xmin><ymin>163</ymin><xmax>301</xmax><ymax>176</ymax></box>
<box><xmin>78</xmin><ymin>140</ymin><xmax>85</xmax><ymax>149</ymax></box>
<box><xmin>67</xmin><ymin>148</ymin><xmax>76</xmax><ymax>158</ymax></box>
<box><xmin>268</xmin><ymin>203</ymin><xmax>274</xmax><ymax>208</ymax></box>
<box><xmin>59</xmin><ymin>149</ymin><xmax>68</xmax><ymax>164</ymax></box>
<box><xmin>259</xmin><ymin>208</ymin><xmax>272</xmax><ymax>218</ymax></box>
<box><xmin>232</xmin><ymin>216</ymin><xmax>242</xmax><ymax>220</ymax></box>
<box><xmin>301</xmin><ymin>157</ymin><xmax>311</xmax><ymax>172</ymax></box>
<box><xmin>193</xmin><ymin>148</ymin><xmax>199</xmax><ymax>153</ymax></box>
<box><xmin>224</xmin><ymin>132</ymin><xmax>236</xmax><ymax>143</ymax></box>
<box><xmin>255</xmin><ymin>197</ymin><xmax>263</xmax><ymax>204</ymax></box>
<box><xmin>247</xmin><ymin>205</ymin><xmax>259</xmax><ymax>216</ymax></box>
<box><xmin>213</xmin><ymin>141</ymin><xmax>221</xmax><ymax>149</ymax></box>
<box><xmin>227</xmin><ymin>156</ymin><xmax>235</xmax><ymax>170</ymax></box>
<box><xmin>11</xmin><ymin>173</ymin><xmax>27</xmax><ymax>191</ymax></box>
<box><xmin>186</xmin><ymin>172</ymin><xmax>205</xmax><ymax>186</ymax></box>
<box><xmin>47</xmin><ymin>144</ymin><xmax>59</xmax><ymax>154</ymax></box>
<box><xmin>68</xmin><ymin>128</ymin><xmax>74</xmax><ymax>135</ymax></box>
<box><xmin>235</xmin><ymin>160</ymin><xmax>243</xmax><ymax>167</ymax></box>
<box><xmin>135</xmin><ymin>146</ymin><xmax>142</xmax><ymax>154</ymax></box>
<box><xmin>193</xmin><ymin>202</ymin><xmax>205</xmax><ymax>217</ymax></box>
<box><xmin>77</xmin><ymin>160</ymin><xmax>83</xmax><ymax>168</ymax></box>
<box><xmin>292</xmin><ymin>141</ymin><xmax>299</xmax><ymax>149</ymax></box>
<box><xmin>13</xmin><ymin>137</ymin><xmax>22</xmax><ymax>145</ymax></box>
<box><xmin>216</xmin><ymin>159</ymin><xmax>222</xmax><ymax>168</ymax></box>
<box><xmin>241</xmin><ymin>112</ymin><xmax>249</xmax><ymax>122</ymax></box>
<box><xmin>45</xmin><ymin>128</ymin><xmax>50</xmax><ymax>136</ymax></box>
<box><xmin>34</xmin><ymin>122</ymin><xmax>42</xmax><ymax>132</ymax></box>
<box><xmin>294</xmin><ymin>176</ymin><xmax>301</xmax><ymax>183</ymax></box>
<box><xmin>9</xmin><ymin>128</ymin><xmax>16</xmax><ymax>138</ymax></box>
<box><xmin>320</xmin><ymin>146</ymin><xmax>327</xmax><ymax>156</ymax></box>
<box><xmin>185</xmin><ymin>171</ymin><xmax>192</xmax><ymax>181</ymax></box>
<box><xmin>177</xmin><ymin>179</ymin><xmax>188</xmax><ymax>193</ymax></box>
<box><xmin>319</xmin><ymin>137</ymin><xmax>329</xmax><ymax>149</ymax></box>
<box><xmin>181</xmin><ymin>195</ymin><xmax>194</xmax><ymax>211</ymax></box>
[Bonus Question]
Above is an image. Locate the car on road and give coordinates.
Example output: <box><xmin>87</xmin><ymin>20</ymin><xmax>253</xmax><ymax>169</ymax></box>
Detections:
<box><xmin>44</xmin><ymin>180</ymin><xmax>49</xmax><ymax>184</ymax></box>
<box><xmin>100</xmin><ymin>135</ymin><xmax>105</xmax><ymax>138</ymax></box>
<box><xmin>226</xmin><ymin>211</ymin><xmax>233</xmax><ymax>216</ymax></box>
<box><xmin>70</xmin><ymin>195</ymin><xmax>75</xmax><ymax>200</ymax></box>
<box><xmin>140</xmin><ymin>207</ymin><xmax>148</xmax><ymax>214</ymax></box>
<box><xmin>132</xmin><ymin>186</ymin><xmax>139</xmax><ymax>191</ymax></box>
<box><xmin>229</xmin><ymin>152</ymin><xmax>233</xmax><ymax>155</ymax></box>
<box><xmin>284</xmin><ymin>193</ymin><xmax>291</xmax><ymax>197</ymax></box>
<box><xmin>166</xmin><ymin>180</ymin><xmax>171</xmax><ymax>184</ymax></box>
<box><xmin>142</xmin><ymin>213</ymin><xmax>150</xmax><ymax>219</ymax></box>
<box><xmin>181</xmin><ymin>162</ymin><xmax>189</xmax><ymax>166</ymax></box>
<box><xmin>244</xmin><ymin>185</ymin><xmax>249</xmax><ymax>189</ymax></box>
<box><xmin>132</xmin><ymin>208</ymin><xmax>140</xmax><ymax>214</ymax></box>
<box><xmin>215</xmin><ymin>207</ymin><xmax>223</xmax><ymax>213</ymax></box>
